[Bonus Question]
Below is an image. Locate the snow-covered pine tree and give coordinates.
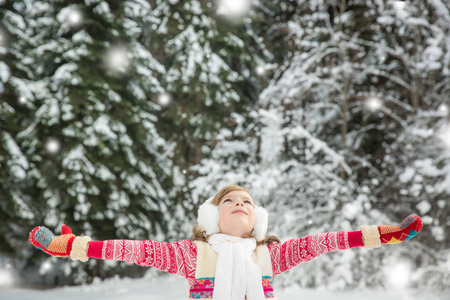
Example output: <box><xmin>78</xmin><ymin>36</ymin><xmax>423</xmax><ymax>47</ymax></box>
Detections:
<box><xmin>151</xmin><ymin>0</ymin><xmax>266</xmax><ymax>171</ymax></box>
<box><xmin>1</xmin><ymin>0</ymin><xmax>177</xmax><ymax>284</ymax></box>
<box><xmin>0</xmin><ymin>0</ymin><xmax>39</xmax><ymax>259</ymax></box>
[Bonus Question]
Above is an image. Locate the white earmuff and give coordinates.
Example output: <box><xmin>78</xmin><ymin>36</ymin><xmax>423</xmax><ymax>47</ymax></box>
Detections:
<box><xmin>197</xmin><ymin>198</ymin><xmax>220</xmax><ymax>236</ymax></box>
<box><xmin>197</xmin><ymin>197</ymin><xmax>268</xmax><ymax>241</ymax></box>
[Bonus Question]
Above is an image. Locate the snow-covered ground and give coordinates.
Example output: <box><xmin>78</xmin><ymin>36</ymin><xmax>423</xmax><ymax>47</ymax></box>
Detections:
<box><xmin>1</xmin><ymin>274</ymin><xmax>447</xmax><ymax>300</ymax></box>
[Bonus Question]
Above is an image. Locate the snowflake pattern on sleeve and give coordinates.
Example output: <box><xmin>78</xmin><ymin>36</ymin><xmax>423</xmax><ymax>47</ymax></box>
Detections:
<box><xmin>268</xmin><ymin>231</ymin><xmax>349</xmax><ymax>276</ymax></box>
<box><xmin>102</xmin><ymin>239</ymin><xmax>197</xmax><ymax>280</ymax></box>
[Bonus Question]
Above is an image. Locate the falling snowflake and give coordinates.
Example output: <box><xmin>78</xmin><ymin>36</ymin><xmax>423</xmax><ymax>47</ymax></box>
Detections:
<box><xmin>255</xmin><ymin>65</ymin><xmax>266</xmax><ymax>76</ymax></box>
<box><xmin>67</xmin><ymin>9</ymin><xmax>82</xmax><ymax>26</ymax></box>
<box><xmin>217</xmin><ymin>0</ymin><xmax>251</xmax><ymax>18</ymax></box>
<box><xmin>106</xmin><ymin>46</ymin><xmax>130</xmax><ymax>73</ymax></box>
<box><xmin>366</xmin><ymin>96</ymin><xmax>383</xmax><ymax>111</ymax></box>
<box><xmin>46</xmin><ymin>138</ymin><xmax>61</xmax><ymax>154</ymax></box>
<box><xmin>158</xmin><ymin>93</ymin><xmax>172</xmax><ymax>107</ymax></box>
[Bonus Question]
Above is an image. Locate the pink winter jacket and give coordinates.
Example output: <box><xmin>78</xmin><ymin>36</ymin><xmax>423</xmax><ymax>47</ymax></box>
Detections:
<box><xmin>88</xmin><ymin>231</ymin><xmax>363</xmax><ymax>299</ymax></box>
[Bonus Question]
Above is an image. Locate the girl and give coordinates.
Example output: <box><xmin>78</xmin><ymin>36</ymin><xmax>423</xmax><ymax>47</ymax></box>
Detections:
<box><xmin>30</xmin><ymin>184</ymin><xmax>422</xmax><ymax>299</ymax></box>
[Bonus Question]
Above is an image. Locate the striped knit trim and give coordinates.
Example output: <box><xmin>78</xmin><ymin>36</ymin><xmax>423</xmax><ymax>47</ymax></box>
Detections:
<box><xmin>379</xmin><ymin>225</ymin><xmax>401</xmax><ymax>235</ymax></box>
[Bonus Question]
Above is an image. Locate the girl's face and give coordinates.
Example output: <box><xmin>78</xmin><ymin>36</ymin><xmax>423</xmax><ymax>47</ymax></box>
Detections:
<box><xmin>217</xmin><ymin>190</ymin><xmax>256</xmax><ymax>238</ymax></box>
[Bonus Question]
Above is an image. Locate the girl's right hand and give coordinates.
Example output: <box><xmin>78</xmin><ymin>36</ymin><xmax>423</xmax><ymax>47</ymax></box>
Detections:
<box><xmin>29</xmin><ymin>224</ymin><xmax>76</xmax><ymax>258</ymax></box>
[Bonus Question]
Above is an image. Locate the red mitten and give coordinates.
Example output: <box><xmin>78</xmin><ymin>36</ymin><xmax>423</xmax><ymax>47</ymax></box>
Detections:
<box><xmin>361</xmin><ymin>215</ymin><xmax>422</xmax><ymax>250</ymax></box>
<box><xmin>29</xmin><ymin>224</ymin><xmax>76</xmax><ymax>257</ymax></box>
<box><xmin>379</xmin><ymin>215</ymin><xmax>423</xmax><ymax>244</ymax></box>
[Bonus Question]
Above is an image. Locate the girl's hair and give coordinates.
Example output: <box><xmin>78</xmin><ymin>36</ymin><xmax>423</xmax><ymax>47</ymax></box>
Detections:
<box><xmin>191</xmin><ymin>184</ymin><xmax>281</xmax><ymax>245</ymax></box>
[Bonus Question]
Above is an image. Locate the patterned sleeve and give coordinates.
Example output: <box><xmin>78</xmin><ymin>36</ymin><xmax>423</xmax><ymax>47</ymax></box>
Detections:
<box><xmin>87</xmin><ymin>239</ymin><xmax>197</xmax><ymax>280</ymax></box>
<box><xmin>268</xmin><ymin>231</ymin><xmax>356</xmax><ymax>276</ymax></box>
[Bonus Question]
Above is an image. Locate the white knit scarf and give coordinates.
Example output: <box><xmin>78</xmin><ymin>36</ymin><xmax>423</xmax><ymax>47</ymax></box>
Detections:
<box><xmin>208</xmin><ymin>233</ymin><xmax>265</xmax><ymax>300</ymax></box>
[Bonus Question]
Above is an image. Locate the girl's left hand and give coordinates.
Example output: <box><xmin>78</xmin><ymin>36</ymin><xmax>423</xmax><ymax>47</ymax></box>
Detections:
<box><xmin>378</xmin><ymin>215</ymin><xmax>422</xmax><ymax>244</ymax></box>
<box><xmin>361</xmin><ymin>215</ymin><xmax>422</xmax><ymax>250</ymax></box>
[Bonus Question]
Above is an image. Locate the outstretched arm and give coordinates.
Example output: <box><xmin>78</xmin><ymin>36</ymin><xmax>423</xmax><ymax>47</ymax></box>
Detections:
<box><xmin>29</xmin><ymin>225</ymin><xmax>197</xmax><ymax>280</ymax></box>
<box><xmin>87</xmin><ymin>239</ymin><xmax>197</xmax><ymax>279</ymax></box>
<box><xmin>268</xmin><ymin>215</ymin><xmax>422</xmax><ymax>276</ymax></box>
<box><xmin>268</xmin><ymin>230</ymin><xmax>361</xmax><ymax>276</ymax></box>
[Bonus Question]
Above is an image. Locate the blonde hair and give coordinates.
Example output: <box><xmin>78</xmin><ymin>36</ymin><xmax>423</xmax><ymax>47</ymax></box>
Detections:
<box><xmin>191</xmin><ymin>184</ymin><xmax>281</xmax><ymax>245</ymax></box>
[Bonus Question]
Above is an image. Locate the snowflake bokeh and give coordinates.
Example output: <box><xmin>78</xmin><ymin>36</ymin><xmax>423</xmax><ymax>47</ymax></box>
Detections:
<box><xmin>106</xmin><ymin>46</ymin><xmax>130</xmax><ymax>73</ymax></box>
<box><xmin>158</xmin><ymin>93</ymin><xmax>172</xmax><ymax>107</ymax></box>
<box><xmin>67</xmin><ymin>9</ymin><xmax>83</xmax><ymax>26</ymax></box>
<box><xmin>217</xmin><ymin>0</ymin><xmax>251</xmax><ymax>18</ymax></box>
<box><xmin>45</xmin><ymin>138</ymin><xmax>61</xmax><ymax>154</ymax></box>
<box><xmin>366</xmin><ymin>96</ymin><xmax>383</xmax><ymax>111</ymax></box>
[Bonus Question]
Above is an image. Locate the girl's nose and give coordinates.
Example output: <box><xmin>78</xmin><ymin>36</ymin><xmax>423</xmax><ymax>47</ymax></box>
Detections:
<box><xmin>235</xmin><ymin>201</ymin><xmax>244</xmax><ymax>206</ymax></box>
